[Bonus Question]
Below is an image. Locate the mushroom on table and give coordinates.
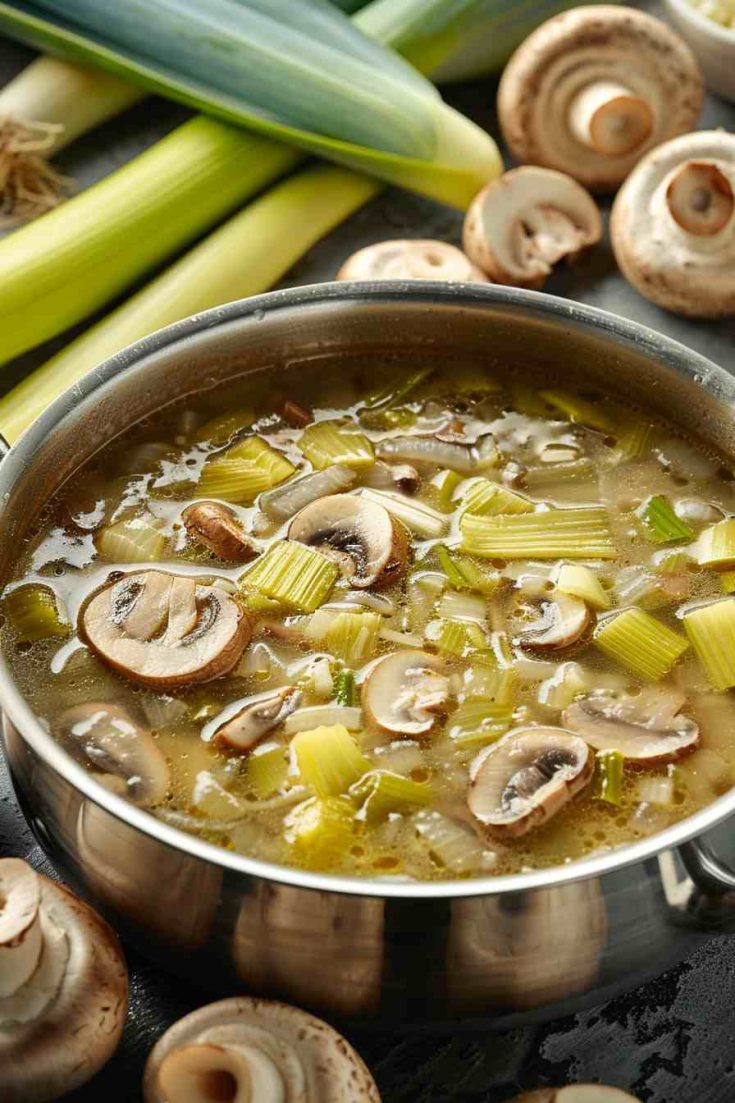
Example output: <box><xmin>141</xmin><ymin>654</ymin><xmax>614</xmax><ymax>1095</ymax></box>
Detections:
<box><xmin>0</xmin><ymin>858</ymin><xmax>128</xmax><ymax>1103</ymax></box>
<box><xmin>336</xmin><ymin>239</ymin><xmax>488</xmax><ymax>283</ymax></box>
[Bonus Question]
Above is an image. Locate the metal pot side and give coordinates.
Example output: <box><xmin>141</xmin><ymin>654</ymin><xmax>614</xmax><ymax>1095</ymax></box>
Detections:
<box><xmin>1</xmin><ymin>282</ymin><xmax>735</xmax><ymax>1026</ymax></box>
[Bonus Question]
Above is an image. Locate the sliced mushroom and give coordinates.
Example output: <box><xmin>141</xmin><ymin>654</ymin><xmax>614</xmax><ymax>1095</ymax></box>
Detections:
<box><xmin>376</xmin><ymin>432</ymin><xmax>497</xmax><ymax>473</ymax></box>
<box><xmin>336</xmin><ymin>239</ymin><xmax>489</xmax><ymax>283</ymax></box>
<box><xmin>498</xmin><ymin>6</ymin><xmax>703</xmax><ymax>193</ymax></box>
<box><xmin>280</xmin><ymin>400</ymin><xmax>313</xmax><ymax>428</ymax></box>
<box><xmin>611</xmin><ymin>131</ymin><xmax>735</xmax><ymax>317</ymax></box>
<box><xmin>56</xmin><ymin>702</ymin><xmax>170</xmax><ymax>807</ymax></box>
<box><xmin>468</xmin><ymin>727</ymin><xmax>593</xmax><ymax>838</ymax></box>
<box><xmin>143</xmin><ymin>997</ymin><xmax>381</xmax><ymax>1103</ymax></box>
<box><xmin>363</xmin><ymin>650</ymin><xmax>450</xmax><ymax>736</ymax></box>
<box><xmin>182</xmin><ymin>501</ymin><xmax>257</xmax><ymax>563</ymax></box>
<box><xmin>208</xmin><ymin>687</ymin><xmax>301</xmax><ymax>752</ymax></box>
<box><xmin>0</xmin><ymin>858</ymin><xmax>127</xmax><ymax>1102</ymax></box>
<box><xmin>510</xmin><ymin>591</ymin><xmax>591</xmax><ymax>651</ymax></box>
<box><xmin>287</xmin><ymin>493</ymin><xmax>409</xmax><ymax>590</ymax></box>
<box><xmin>463</xmin><ymin>167</ymin><xmax>601</xmax><ymax>289</ymax></box>
<box><xmin>80</xmin><ymin>570</ymin><xmax>252</xmax><ymax>690</ymax></box>
<box><xmin>511</xmin><ymin>1088</ymin><xmax>641</xmax><ymax>1103</ymax></box>
<box><xmin>563</xmin><ymin>687</ymin><xmax>699</xmax><ymax>765</ymax></box>
<box><xmin>361</xmin><ymin>460</ymin><xmax>420</xmax><ymax>494</ymax></box>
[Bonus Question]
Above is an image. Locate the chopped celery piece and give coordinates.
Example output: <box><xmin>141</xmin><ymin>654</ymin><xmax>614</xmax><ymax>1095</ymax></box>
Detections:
<box><xmin>655</xmin><ymin>550</ymin><xmax>691</xmax><ymax>575</ymax></box>
<box><xmin>432</xmin><ymin>469</ymin><xmax>463</xmax><ymax>511</ymax></box>
<box><xmin>538</xmin><ymin>662</ymin><xmax>588</xmax><ymax>711</ymax></box>
<box><xmin>425</xmin><ymin>617</ymin><xmax>487</xmax><ymax>658</ymax></box>
<box><xmin>539</xmin><ymin>390</ymin><xmax>614</xmax><ymax>432</ymax></box>
<box><xmin>722</xmin><ymin>572</ymin><xmax>735</xmax><ymax>595</ymax></box>
<box><xmin>195</xmin><ymin>408</ymin><xmax>254</xmax><ymax>446</ymax></box>
<box><xmin>334</xmin><ymin>669</ymin><xmax>355</xmax><ymax>707</ymax></box>
<box><xmin>594</xmin><ymin>609</ymin><xmax>688</xmax><ymax>680</ymax></box>
<box><xmin>96</xmin><ymin>513</ymin><xmax>167</xmax><ymax>562</ymax></box>
<box><xmin>3</xmin><ymin>585</ymin><xmax>69</xmax><ymax>641</ymax></box>
<box><xmin>299</xmin><ymin>420</ymin><xmax>374</xmax><ymax>470</ymax></box>
<box><xmin>436</xmin><ymin>589</ymin><xmax>487</xmax><ymax>625</ymax></box>
<box><xmin>464</xmin><ymin>663</ymin><xmax>517</xmax><ymax>705</ymax></box>
<box><xmin>435</xmin><ymin>545</ymin><xmax>500</xmax><ymax>595</ymax></box>
<box><xmin>595</xmin><ymin>750</ymin><xmax>624</xmax><ymax>805</ymax></box>
<box><xmin>324</xmin><ymin>611</ymin><xmax>382</xmax><ymax>665</ymax></box>
<box><xmin>242</xmin><ymin>541</ymin><xmax>337</xmax><ymax>612</ymax></box>
<box><xmin>460</xmin><ymin>508</ymin><xmax>615</xmax><ymax>560</ymax></box>
<box><xmin>510</xmin><ymin>385</ymin><xmax>550</xmax><ymax>418</ymax></box>
<box><xmin>612</xmin><ymin>421</ymin><xmax>655</xmax><ymax>462</ymax></box>
<box><xmin>462</xmin><ymin>478</ymin><xmax>533</xmax><ymax>517</ymax></box>
<box><xmin>362</xmin><ymin>367</ymin><xmax>434</xmax><ymax>410</ymax></box>
<box><xmin>351</xmin><ymin>770</ymin><xmax>431</xmax><ymax>824</ymax></box>
<box><xmin>361</xmin><ymin>488</ymin><xmax>447</xmax><ymax>538</ymax></box>
<box><xmin>291</xmin><ymin>724</ymin><xmax>371</xmax><ymax>798</ymax></box>
<box><xmin>284</xmin><ymin>797</ymin><xmax>355</xmax><ymax>869</ymax></box>
<box><xmin>199</xmin><ymin>437</ymin><xmax>295</xmax><ymax>504</ymax></box>
<box><xmin>556</xmin><ymin>564</ymin><xmax>610</xmax><ymax>610</ymax></box>
<box><xmin>246</xmin><ymin>741</ymin><xmax>288</xmax><ymax>798</ymax></box>
<box><xmin>240</xmin><ymin>592</ymin><xmax>286</xmax><ymax>615</ymax></box>
<box><xmin>698</xmin><ymin>519</ymin><xmax>735</xmax><ymax>569</ymax></box>
<box><xmin>448</xmin><ymin>699</ymin><xmax>514</xmax><ymax>750</ymax></box>
<box><xmin>683</xmin><ymin>600</ymin><xmax>735</xmax><ymax>691</ymax></box>
<box><xmin>635</xmin><ymin>496</ymin><xmax>694</xmax><ymax>545</ymax></box>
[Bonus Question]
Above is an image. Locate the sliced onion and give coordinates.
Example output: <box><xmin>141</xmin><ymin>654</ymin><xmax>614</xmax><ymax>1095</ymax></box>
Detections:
<box><xmin>343</xmin><ymin>591</ymin><xmax>396</xmax><ymax>615</ymax></box>
<box><xmin>282</xmin><ymin>706</ymin><xmax>362</xmax><ymax>735</ymax></box>
<box><xmin>437</xmin><ymin>590</ymin><xmax>487</xmax><ymax>625</ymax></box>
<box><xmin>377</xmin><ymin>434</ymin><xmax>495</xmax><ymax>474</ymax></box>
<box><xmin>636</xmin><ymin>775</ymin><xmax>674</xmax><ymax>806</ymax></box>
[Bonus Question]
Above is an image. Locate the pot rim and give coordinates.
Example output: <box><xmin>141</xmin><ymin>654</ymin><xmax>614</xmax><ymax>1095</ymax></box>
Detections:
<box><xmin>1</xmin><ymin>279</ymin><xmax>733</xmax><ymax>900</ymax></box>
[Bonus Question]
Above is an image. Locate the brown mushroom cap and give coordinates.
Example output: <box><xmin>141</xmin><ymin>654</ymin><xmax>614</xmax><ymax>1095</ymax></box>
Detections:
<box><xmin>79</xmin><ymin>570</ymin><xmax>252</xmax><ymax>690</ymax></box>
<box><xmin>287</xmin><ymin>493</ymin><xmax>409</xmax><ymax>590</ymax></box>
<box><xmin>463</xmin><ymin>168</ymin><xmax>602</xmax><ymax>289</ymax></box>
<box><xmin>143</xmin><ymin>997</ymin><xmax>381</xmax><ymax>1103</ymax></box>
<box><xmin>563</xmin><ymin>686</ymin><xmax>699</xmax><ymax>765</ymax></box>
<box><xmin>498</xmin><ymin>6</ymin><xmax>703</xmax><ymax>193</ymax></box>
<box><xmin>511</xmin><ymin>1088</ymin><xmax>642</xmax><ymax>1103</ymax></box>
<box><xmin>208</xmin><ymin>687</ymin><xmax>301</xmax><ymax>752</ymax></box>
<box><xmin>0</xmin><ymin>859</ymin><xmax>127</xmax><ymax>1103</ymax></box>
<box><xmin>336</xmin><ymin>239</ymin><xmax>489</xmax><ymax>283</ymax></box>
<box><xmin>56</xmin><ymin>701</ymin><xmax>170</xmax><ymax>807</ymax></box>
<box><xmin>363</xmin><ymin>650</ymin><xmax>450</xmax><ymax>737</ymax></box>
<box><xmin>611</xmin><ymin>130</ymin><xmax>735</xmax><ymax>318</ymax></box>
<box><xmin>468</xmin><ymin>727</ymin><xmax>593</xmax><ymax>838</ymax></box>
<box><xmin>510</xmin><ymin>591</ymin><xmax>591</xmax><ymax>651</ymax></box>
<box><xmin>182</xmin><ymin>501</ymin><xmax>257</xmax><ymax>563</ymax></box>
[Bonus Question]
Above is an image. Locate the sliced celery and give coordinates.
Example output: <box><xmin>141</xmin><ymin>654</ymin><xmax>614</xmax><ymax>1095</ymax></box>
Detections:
<box><xmin>635</xmin><ymin>496</ymin><xmax>694</xmax><ymax>545</ymax></box>
<box><xmin>334</xmin><ymin>669</ymin><xmax>356</xmax><ymax>707</ymax></box>
<box><xmin>594</xmin><ymin>609</ymin><xmax>689</xmax><ymax>681</ymax></box>
<box><xmin>240</xmin><ymin>592</ymin><xmax>286</xmax><ymax>615</ymax></box>
<box><xmin>683</xmin><ymin>599</ymin><xmax>735</xmax><ymax>691</ymax></box>
<box><xmin>425</xmin><ymin>617</ymin><xmax>487</xmax><ymax>658</ymax></box>
<box><xmin>195</xmin><ymin>409</ymin><xmax>254</xmax><ymax>447</ymax></box>
<box><xmin>242</xmin><ymin>541</ymin><xmax>337</xmax><ymax>612</ymax></box>
<box><xmin>246</xmin><ymin>741</ymin><xmax>288</xmax><ymax>798</ymax></box>
<box><xmin>291</xmin><ymin>724</ymin><xmax>371</xmax><ymax>798</ymax></box>
<box><xmin>555</xmin><ymin>564</ymin><xmax>610</xmax><ymax>610</ymax></box>
<box><xmin>199</xmin><ymin>437</ymin><xmax>295</xmax><ymax>504</ymax></box>
<box><xmin>284</xmin><ymin>796</ymin><xmax>356</xmax><ymax>869</ymax></box>
<box><xmin>655</xmin><ymin>550</ymin><xmax>692</xmax><ymax>575</ymax></box>
<box><xmin>612</xmin><ymin>420</ymin><xmax>656</xmax><ymax>463</ymax></box>
<box><xmin>299</xmin><ymin>420</ymin><xmax>374</xmax><ymax>470</ymax></box>
<box><xmin>722</xmin><ymin>572</ymin><xmax>735</xmax><ymax>595</ymax></box>
<box><xmin>324</xmin><ymin>610</ymin><xmax>382</xmax><ymax>665</ymax></box>
<box><xmin>448</xmin><ymin>699</ymin><xmax>514</xmax><ymax>750</ymax></box>
<box><xmin>432</xmin><ymin>469</ymin><xmax>463</xmax><ymax>512</ymax></box>
<box><xmin>360</xmin><ymin>488</ymin><xmax>447</xmax><ymax>538</ymax></box>
<box><xmin>462</xmin><ymin>478</ymin><xmax>533</xmax><ymax>518</ymax></box>
<box><xmin>96</xmin><ymin>513</ymin><xmax>167</xmax><ymax>563</ymax></box>
<box><xmin>698</xmin><ymin>519</ymin><xmax>735</xmax><ymax>570</ymax></box>
<box><xmin>2</xmin><ymin>584</ymin><xmax>69</xmax><ymax>641</ymax></box>
<box><xmin>460</xmin><ymin>507</ymin><xmax>615</xmax><ymax>560</ymax></box>
<box><xmin>351</xmin><ymin>770</ymin><xmax>431</xmax><ymax>824</ymax></box>
<box><xmin>362</xmin><ymin>366</ymin><xmax>434</xmax><ymax>411</ymax></box>
<box><xmin>595</xmin><ymin>750</ymin><xmax>624</xmax><ymax>806</ymax></box>
<box><xmin>539</xmin><ymin>391</ymin><xmax>615</xmax><ymax>432</ymax></box>
<box><xmin>463</xmin><ymin>663</ymin><xmax>517</xmax><ymax>705</ymax></box>
<box><xmin>435</xmin><ymin>545</ymin><xmax>500</xmax><ymax>595</ymax></box>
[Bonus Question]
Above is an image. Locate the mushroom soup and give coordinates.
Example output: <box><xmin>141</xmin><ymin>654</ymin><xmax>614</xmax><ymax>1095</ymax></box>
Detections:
<box><xmin>4</xmin><ymin>360</ymin><xmax>735</xmax><ymax>881</ymax></box>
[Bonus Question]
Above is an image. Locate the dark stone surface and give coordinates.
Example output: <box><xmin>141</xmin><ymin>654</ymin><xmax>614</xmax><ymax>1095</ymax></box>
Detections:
<box><xmin>1</xmin><ymin>5</ymin><xmax>735</xmax><ymax>1100</ymax></box>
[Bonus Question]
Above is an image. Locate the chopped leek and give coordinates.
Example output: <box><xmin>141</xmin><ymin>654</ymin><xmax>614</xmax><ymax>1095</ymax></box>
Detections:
<box><xmin>425</xmin><ymin>617</ymin><xmax>487</xmax><ymax>658</ymax></box>
<box><xmin>284</xmin><ymin>796</ymin><xmax>356</xmax><ymax>868</ymax></box>
<box><xmin>683</xmin><ymin>600</ymin><xmax>735</xmax><ymax>692</ymax></box>
<box><xmin>195</xmin><ymin>410</ymin><xmax>255</xmax><ymax>447</ymax></box>
<box><xmin>351</xmin><ymin>770</ymin><xmax>431</xmax><ymax>824</ymax></box>
<box><xmin>334</xmin><ymin>669</ymin><xmax>356</xmax><ymax>707</ymax></box>
<box><xmin>360</xmin><ymin>488</ymin><xmax>447</xmax><ymax>539</ymax></box>
<box><xmin>594</xmin><ymin>609</ymin><xmax>689</xmax><ymax>681</ymax></box>
<box><xmin>635</xmin><ymin>496</ymin><xmax>694</xmax><ymax>545</ymax></box>
<box><xmin>362</xmin><ymin>366</ymin><xmax>433</xmax><ymax>411</ymax></box>
<box><xmin>721</xmin><ymin>572</ymin><xmax>735</xmax><ymax>595</ymax></box>
<box><xmin>2</xmin><ymin>584</ymin><xmax>69</xmax><ymax>640</ymax></box>
<box><xmin>324</xmin><ymin>610</ymin><xmax>382</xmax><ymax>665</ymax></box>
<box><xmin>435</xmin><ymin>545</ymin><xmax>500</xmax><ymax>595</ymax></box>
<box><xmin>414</xmin><ymin>810</ymin><xmax>489</xmax><ymax>874</ymax></box>
<box><xmin>460</xmin><ymin>507</ymin><xmax>616</xmax><ymax>560</ymax></box>
<box><xmin>461</xmin><ymin>478</ymin><xmax>533</xmax><ymax>518</ymax></box>
<box><xmin>242</xmin><ymin>541</ymin><xmax>338</xmax><ymax>612</ymax></box>
<box><xmin>246</xmin><ymin>741</ymin><xmax>288</xmax><ymax>798</ymax></box>
<box><xmin>299</xmin><ymin>421</ymin><xmax>374</xmax><ymax>470</ymax></box>
<box><xmin>555</xmin><ymin>564</ymin><xmax>610</xmax><ymax>610</ymax></box>
<box><xmin>291</xmin><ymin>723</ymin><xmax>371</xmax><ymax>798</ymax></box>
<box><xmin>698</xmin><ymin>519</ymin><xmax>735</xmax><ymax>570</ymax></box>
<box><xmin>448</xmin><ymin>699</ymin><xmax>513</xmax><ymax>750</ymax></box>
<box><xmin>199</xmin><ymin>437</ymin><xmax>295</xmax><ymax>504</ymax></box>
<box><xmin>96</xmin><ymin>514</ymin><xmax>167</xmax><ymax>563</ymax></box>
<box><xmin>539</xmin><ymin>391</ymin><xmax>615</xmax><ymax>432</ymax></box>
<box><xmin>612</xmin><ymin>420</ymin><xmax>656</xmax><ymax>463</ymax></box>
<box><xmin>436</xmin><ymin>589</ymin><xmax>487</xmax><ymax>625</ymax></box>
<box><xmin>595</xmin><ymin>750</ymin><xmax>624</xmax><ymax>806</ymax></box>
<box><xmin>432</xmin><ymin>469</ymin><xmax>463</xmax><ymax>512</ymax></box>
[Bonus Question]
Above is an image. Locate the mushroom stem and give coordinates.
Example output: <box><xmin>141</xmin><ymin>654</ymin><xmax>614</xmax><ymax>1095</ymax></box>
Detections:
<box><xmin>568</xmin><ymin>82</ymin><xmax>654</xmax><ymax>157</ymax></box>
<box><xmin>157</xmin><ymin>1042</ymin><xmax>282</xmax><ymax>1102</ymax></box>
<box><xmin>665</xmin><ymin>161</ymin><xmax>734</xmax><ymax>236</ymax></box>
<box><xmin>0</xmin><ymin>860</ymin><xmax>42</xmax><ymax>997</ymax></box>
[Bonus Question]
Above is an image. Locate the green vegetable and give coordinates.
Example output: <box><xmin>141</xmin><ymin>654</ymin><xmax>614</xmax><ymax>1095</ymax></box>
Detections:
<box><xmin>460</xmin><ymin>507</ymin><xmax>615</xmax><ymax>559</ymax></box>
<box><xmin>539</xmin><ymin>390</ymin><xmax>615</xmax><ymax>432</ymax></box>
<box><xmin>448</xmin><ymin>699</ymin><xmax>514</xmax><ymax>750</ymax></box>
<box><xmin>635</xmin><ymin>495</ymin><xmax>694</xmax><ymax>545</ymax></box>
<box><xmin>594</xmin><ymin>608</ymin><xmax>689</xmax><ymax>681</ymax></box>
<box><xmin>361</xmin><ymin>488</ymin><xmax>448</xmax><ymax>539</ymax></box>
<box><xmin>199</xmin><ymin>437</ymin><xmax>295</xmax><ymax>504</ymax></box>
<box><xmin>362</xmin><ymin>366</ymin><xmax>434</xmax><ymax>411</ymax></box>
<box><xmin>462</xmin><ymin>479</ymin><xmax>534</xmax><ymax>518</ymax></box>
<box><xmin>299</xmin><ymin>420</ymin><xmax>375</xmax><ymax>470</ymax></box>
<box><xmin>595</xmin><ymin>750</ymin><xmax>624</xmax><ymax>805</ymax></box>
<box><xmin>683</xmin><ymin>599</ymin><xmax>735</xmax><ymax>691</ymax></box>
<box><xmin>2</xmin><ymin>584</ymin><xmax>69</xmax><ymax>640</ymax></box>
<box><xmin>292</xmin><ymin>723</ymin><xmax>371</xmax><ymax>798</ymax></box>
<box><xmin>96</xmin><ymin>514</ymin><xmax>167</xmax><ymax>563</ymax></box>
<box><xmin>698</xmin><ymin>519</ymin><xmax>735</xmax><ymax>570</ymax></box>
<box><xmin>246</xmin><ymin>741</ymin><xmax>288</xmax><ymax>798</ymax></box>
<box><xmin>351</xmin><ymin>770</ymin><xmax>431</xmax><ymax>823</ymax></box>
<box><xmin>425</xmin><ymin>616</ymin><xmax>487</xmax><ymax>658</ymax></box>
<box><xmin>721</xmin><ymin>571</ymin><xmax>735</xmax><ymax>595</ymax></box>
<box><xmin>555</xmin><ymin>564</ymin><xmax>610</xmax><ymax>610</ymax></box>
<box><xmin>435</xmin><ymin>545</ymin><xmax>500</xmax><ymax>595</ymax></box>
<box><xmin>432</xmin><ymin>469</ymin><xmax>463</xmax><ymax>512</ymax></box>
<box><xmin>334</xmin><ymin>669</ymin><xmax>356</xmax><ymax>707</ymax></box>
<box><xmin>242</xmin><ymin>541</ymin><xmax>338</xmax><ymax>612</ymax></box>
<box><xmin>324</xmin><ymin>611</ymin><xmax>382</xmax><ymax>665</ymax></box>
<box><xmin>284</xmin><ymin>796</ymin><xmax>356</xmax><ymax>868</ymax></box>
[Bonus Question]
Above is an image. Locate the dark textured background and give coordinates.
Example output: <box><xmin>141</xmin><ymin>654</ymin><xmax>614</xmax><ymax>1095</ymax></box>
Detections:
<box><xmin>1</xmin><ymin>3</ymin><xmax>735</xmax><ymax>1099</ymax></box>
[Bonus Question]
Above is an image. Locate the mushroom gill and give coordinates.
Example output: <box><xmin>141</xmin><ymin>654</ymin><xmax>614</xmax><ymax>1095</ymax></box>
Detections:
<box><xmin>611</xmin><ymin>131</ymin><xmax>735</xmax><ymax>317</ymax></box>
<box><xmin>363</xmin><ymin>650</ymin><xmax>450</xmax><ymax>737</ymax></box>
<box><xmin>563</xmin><ymin>686</ymin><xmax>699</xmax><ymax>765</ymax></box>
<box><xmin>510</xmin><ymin>590</ymin><xmax>591</xmax><ymax>651</ymax></box>
<box><xmin>468</xmin><ymin>727</ymin><xmax>593</xmax><ymax>838</ymax></box>
<box><xmin>498</xmin><ymin>6</ymin><xmax>703</xmax><ymax>193</ymax></box>
<box><xmin>142</xmin><ymin>996</ymin><xmax>381</xmax><ymax>1103</ymax></box>
<box><xmin>79</xmin><ymin>570</ymin><xmax>252</xmax><ymax>690</ymax></box>
<box><xmin>336</xmin><ymin>238</ymin><xmax>488</xmax><ymax>283</ymax></box>
<box><xmin>0</xmin><ymin>858</ymin><xmax>128</xmax><ymax>1103</ymax></box>
<box><xmin>209</xmin><ymin>687</ymin><xmax>301</xmax><ymax>752</ymax></box>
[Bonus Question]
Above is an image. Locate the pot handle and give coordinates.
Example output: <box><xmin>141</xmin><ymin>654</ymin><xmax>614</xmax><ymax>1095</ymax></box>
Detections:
<box><xmin>675</xmin><ymin>839</ymin><xmax>735</xmax><ymax>929</ymax></box>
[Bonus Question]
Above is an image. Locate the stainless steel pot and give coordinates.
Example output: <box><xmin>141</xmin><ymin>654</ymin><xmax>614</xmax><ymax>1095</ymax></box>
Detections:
<box><xmin>1</xmin><ymin>282</ymin><xmax>735</xmax><ymax>1028</ymax></box>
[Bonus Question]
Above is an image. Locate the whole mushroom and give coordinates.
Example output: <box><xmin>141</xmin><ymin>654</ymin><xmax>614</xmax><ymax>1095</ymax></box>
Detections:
<box><xmin>510</xmin><ymin>1089</ymin><xmax>641</xmax><ymax>1103</ymax></box>
<box><xmin>143</xmin><ymin>996</ymin><xmax>381</xmax><ymax>1102</ymax></box>
<box><xmin>498</xmin><ymin>6</ymin><xmax>703</xmax><ymax>193</ymax></box>
<box><xmin>611</xmin><ymin>130</ymin><xmax>735</xmax><ymax>317</ymax></box>
<box><xmin>0</xmin><ymin>858</ymin><xmax>128</xmax><ymax>1103</ymax></box>
<box><xmin>336</xmin><ymin>239</ymin><xmax>489</xmax><ymax>283</ymax></box>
